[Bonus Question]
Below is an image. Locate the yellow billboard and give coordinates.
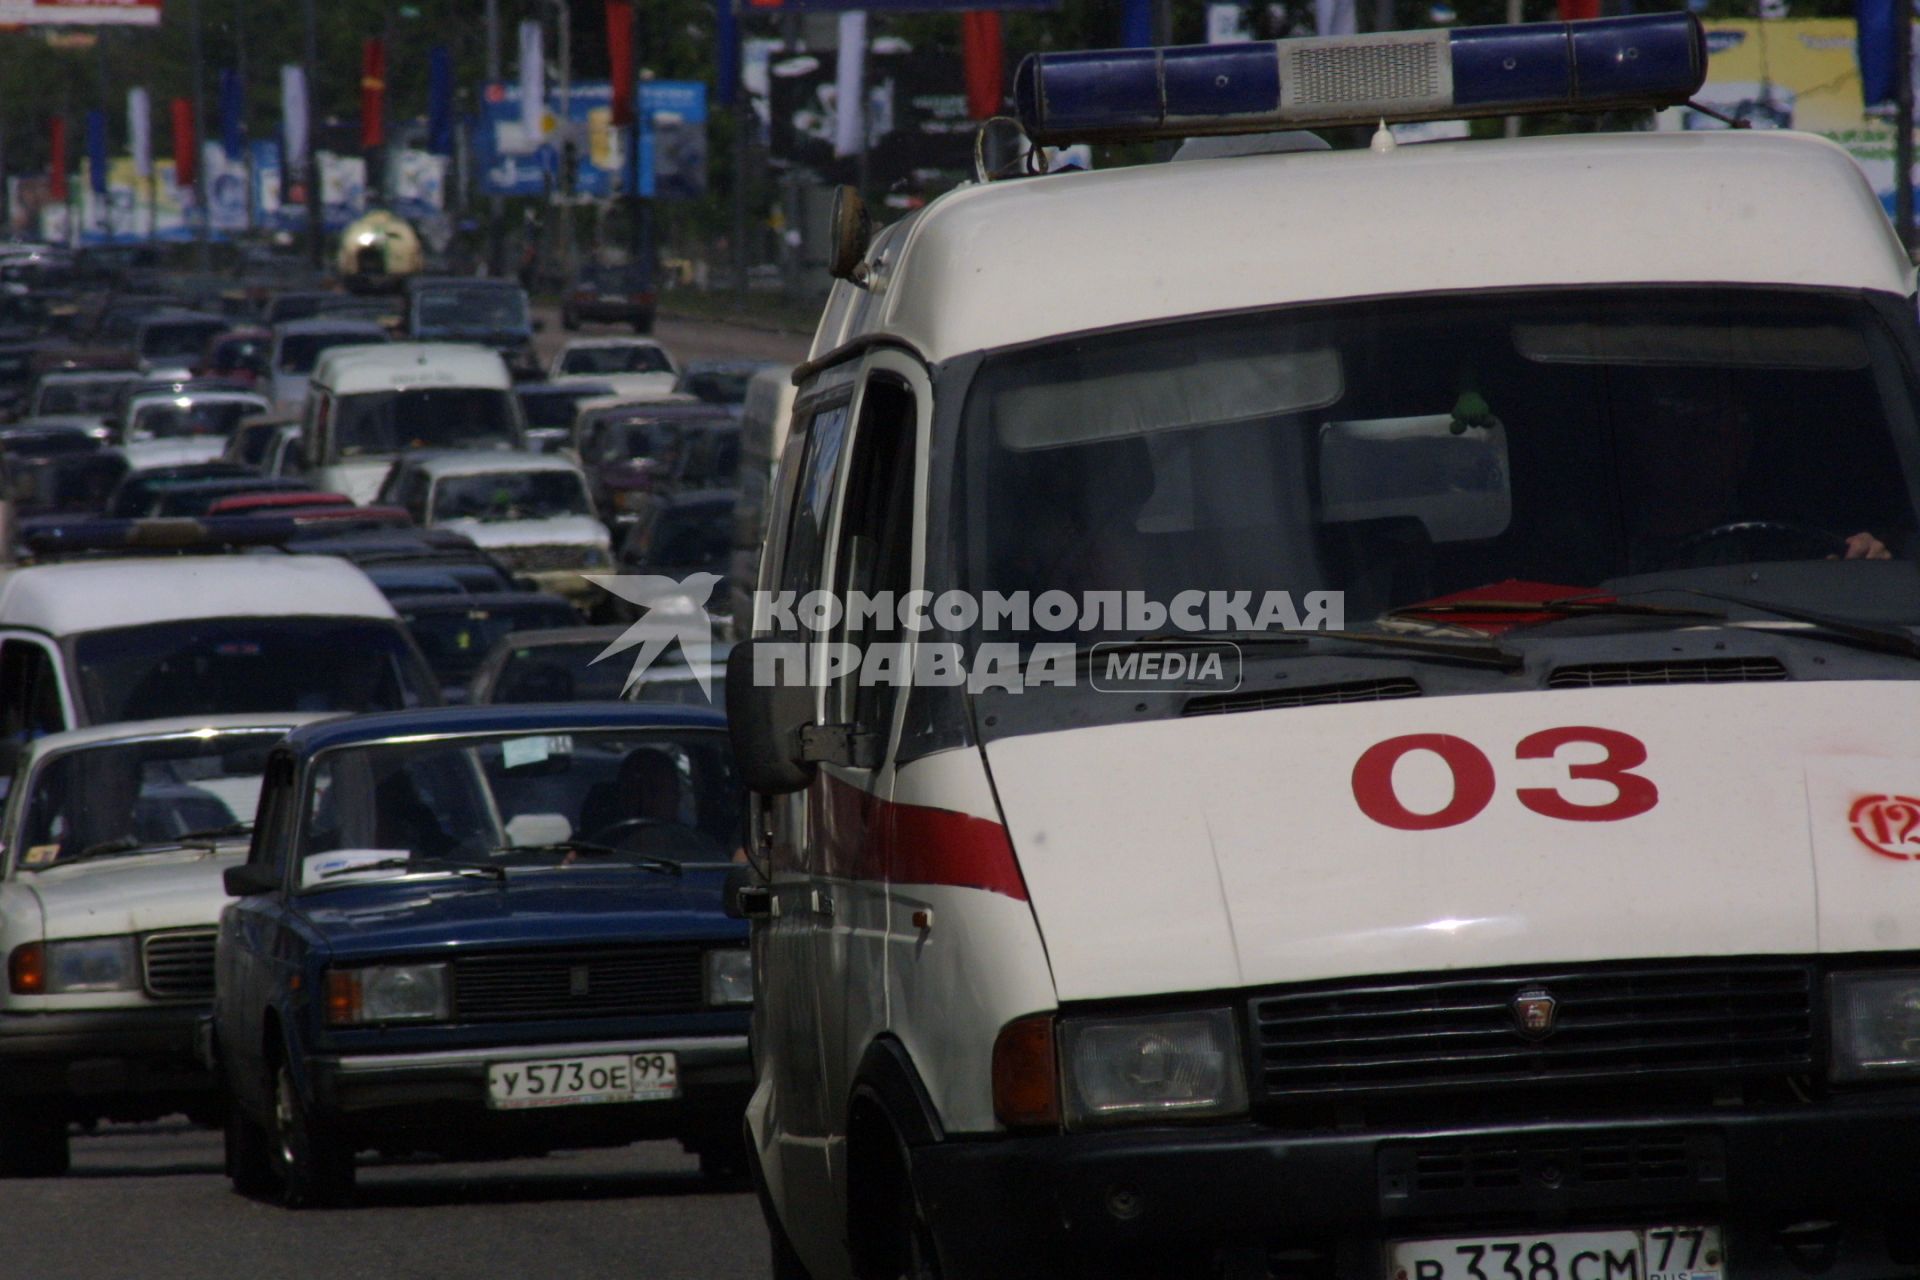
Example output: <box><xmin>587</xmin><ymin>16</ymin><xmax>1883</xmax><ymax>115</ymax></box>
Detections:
<box><xmin>1661</xmin><ymin>19</ymin><xmax>1913</xmax><ymax>217</ymax></box>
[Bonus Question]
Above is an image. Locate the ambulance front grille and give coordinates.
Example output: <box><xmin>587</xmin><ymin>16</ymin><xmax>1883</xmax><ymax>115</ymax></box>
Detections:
<box><xmin>1547</xmin><ymin>657</ymin><xmax>1787</xmax><ymax>688</ymax></box>
<box><xmin>1248</xmin><ymin>961</ymin><xmax>1815</xmax><ymax>1102</ymax></box>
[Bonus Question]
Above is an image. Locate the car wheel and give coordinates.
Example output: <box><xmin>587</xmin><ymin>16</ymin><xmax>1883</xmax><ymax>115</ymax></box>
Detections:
<box><xmin>561</xmin><ymin>307</ymin><xmax>581</xmax><ymax>332</ymax></box>
<box><xmin>694</xmin><ymin>1134</ymin><xmax>750</xmax><ymax>1187</ymax></box>
<box><xmin>0</xmin><ymin>1105</ymin><xmax>69</xmax><ymax>1177</ymax></box>
<box><xmin>224</xmin><ymin>1091</ymin><xmax>276</xmax><ymax>1198</ymax></box>
<box><xmin>889</xmin><ymin>1182</ymin><xmax>942</xmax><ymax>1280</ymax></box>
<box><xmin>267</xmin><ymin>1062</ymin><xmax>354</xmax><ymax>1207</ymax></box>
<box><xmin>632</xmin><ymin>315</ymin><xmax>653</xmax><ymax>335</ymax></box>
<box><xmin>770</xmin><ymin>1207</ymin><xmax>813</xmax><ymax>1280</ymax></box>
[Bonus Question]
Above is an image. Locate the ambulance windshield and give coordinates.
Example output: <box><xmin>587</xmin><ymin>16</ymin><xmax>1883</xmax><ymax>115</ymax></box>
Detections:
<box><xmin>961</xmin><ymin>289</ymin><xmax>1920</xmax><ymax>634</ymax></box>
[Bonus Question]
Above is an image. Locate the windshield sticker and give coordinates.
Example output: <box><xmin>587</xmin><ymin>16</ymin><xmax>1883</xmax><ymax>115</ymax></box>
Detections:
<box><xmin>22</xmin><ymin>844</ymin><xmax>57</xmax><ymax>866</ymax></box>
<box><xmin>301</xmin><ymin>849</ymin><xmax>411</xmax><ymax>888</ymax></box>
<box><xmin>501</xmin><ymin>735</ymin><xmax>572</xmax><ymax>769</ymax></box>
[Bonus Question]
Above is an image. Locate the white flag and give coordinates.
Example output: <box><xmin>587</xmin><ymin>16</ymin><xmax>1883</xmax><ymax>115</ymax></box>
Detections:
<box><xmin>128</xmin><ymin>87</ymin><xmax>152</xmax><ymax>180</ymax></box>
<box><xmin>833</xmin><ymin>11</ymin><xmax>867</xmax><ymax>158</ymax></box>
<box><xmin>1315</xmin><ymin>0</ymin><xmax>1357</xmax><ymax>36</ymax></box>
<box><xmin>282</xmin><ymin>64</ymin><xmax>309</xmax><ymax>168</ymax></box>
<box><xmin>520</xmin><ymin>20</ymin><xmax>546</xmax><ymax>139</ymax></box>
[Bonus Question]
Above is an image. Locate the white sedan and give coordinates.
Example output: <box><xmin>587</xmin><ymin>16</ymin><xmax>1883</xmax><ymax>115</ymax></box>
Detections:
<box><xmin>0</xmin><ymin>713</ymin><xmax>324</xmax><ymax>1175</ymax></box>
<box><xmin>548</xmin><ymin>337</ymin><xmax>679</xmax><ymax>401</ymax></box>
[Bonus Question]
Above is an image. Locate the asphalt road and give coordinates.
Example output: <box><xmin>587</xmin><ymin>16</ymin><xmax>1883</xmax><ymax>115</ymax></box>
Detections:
<box><xmin>6</xmin><ymin>1121</ymin><xmax>768</xmax><ymax>1280</ymax></box>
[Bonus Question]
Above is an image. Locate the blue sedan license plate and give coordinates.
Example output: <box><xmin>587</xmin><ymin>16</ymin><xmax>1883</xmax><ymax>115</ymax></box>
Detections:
<box><xmin>1390</xmin><ymin>1226</ymin><xmax>1724</xmax><ymax>1280</ymax></box>
<box><xmin>485</xmin><ymin>1052</ymin><xmax>679</xmax><ymax>1109</ymax></box>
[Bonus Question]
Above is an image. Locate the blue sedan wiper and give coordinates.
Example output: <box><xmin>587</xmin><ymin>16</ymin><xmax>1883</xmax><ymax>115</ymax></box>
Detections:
<box><xmin>492</xmin><ymin>841</ymin><xmax>683</xmax><ymax>878</ymax></box>
<box><xmin>319</xmin><ymin>856</ymin><xmax>504</xmax><ymax>882</ymax></box>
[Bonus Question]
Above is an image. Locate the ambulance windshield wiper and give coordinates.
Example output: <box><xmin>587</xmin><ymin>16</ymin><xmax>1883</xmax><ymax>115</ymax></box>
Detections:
<box><xmin>1386</xmin><ymin>597</ymin><xmax>1723</xmax><ymax>625</ymax></box>
<box><xmin>1080</xmin><ymin>629</ymin><xmax>1523</xmax><ymax>672</ymax></box>
<box><xmin>1613</xmin><ymin>588</ymin><xmax>1920</xmax><ymax>663</ymax></box>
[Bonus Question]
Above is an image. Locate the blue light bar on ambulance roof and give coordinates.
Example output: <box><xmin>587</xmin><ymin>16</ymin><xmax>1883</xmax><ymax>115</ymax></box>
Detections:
<box><xmin>1012</xmin><ymin>13</ymin><xmax>1706</xmax><ymax>144</ymax></box>
<box><xmin>18</xmin><ymin>516</ymin><xmax>301</xmax><ymax>559</ymax></box>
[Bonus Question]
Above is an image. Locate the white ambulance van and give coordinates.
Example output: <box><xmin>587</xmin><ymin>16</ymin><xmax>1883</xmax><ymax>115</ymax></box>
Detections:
<box><xmin>728</xmin><ymin>14</ymin><xmax>1920</xmax><ymax>1280</ymax></box>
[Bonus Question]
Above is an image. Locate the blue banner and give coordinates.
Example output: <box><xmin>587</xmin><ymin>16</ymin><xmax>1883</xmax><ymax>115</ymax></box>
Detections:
<box><xmin>86</xmin><ymin>109</ymin><xmax>108</xmax><ymax>195</ymax></box>
<box><xmin>639</xmin><ymin>81</ymin><xmax>708</xmax><ymax>200</ymax></box>
<box><xmin>716</xmin><ymin>0</ymin><xmax>740</xmax><ymax>105</ymax></box>
<box><xmin>219</xmin><ymin>67</ymin><xmax>245</xmax><ymax>159</ymax></box>
<box><xmin>473</xmin><ymin>79</ymin><xmax>711</xmax><ymax>199</ymax></box>
<box><xmin>428</xmin><ymin>45</ymin><xmax>455</xmax><ymax>155</ymax></box>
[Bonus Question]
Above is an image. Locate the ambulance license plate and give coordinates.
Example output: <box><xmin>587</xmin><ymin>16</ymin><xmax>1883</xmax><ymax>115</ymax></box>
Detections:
<box><xmin>485</xmin><ymin>1051</ymin><xmax>678</xmax><ymax>1109</ymax></box>
<box><xmin>1390</xmin><ymin>1226</ymin><xmax>1724</xmax><ymax>1280</ymax></box>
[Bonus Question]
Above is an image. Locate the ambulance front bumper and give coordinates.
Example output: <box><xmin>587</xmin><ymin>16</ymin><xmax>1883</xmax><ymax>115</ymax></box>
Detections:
<box><xmin>909</xmin><ymin>1097</ymin><xmax>1920</xmax><ymax>1280</ymax></box>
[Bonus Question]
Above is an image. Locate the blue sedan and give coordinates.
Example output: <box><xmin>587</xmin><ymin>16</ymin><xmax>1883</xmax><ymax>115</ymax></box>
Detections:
<box><xmin>210</xmin><ymin>703</ymin><xmax>751</xmax><ymax>1207</ymax></box>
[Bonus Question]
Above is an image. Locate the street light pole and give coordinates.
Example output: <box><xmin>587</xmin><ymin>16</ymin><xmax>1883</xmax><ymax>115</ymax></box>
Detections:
<box><xmin>303</xmin><ymin>0</ymin><xmax>323</xmax><ymax>269</ymax></box>
<box><xmin>1898</xmin><ymin>0</ymin><xmax>1915</xmax><ymax>250</ymax></box>
<box><xmin>485</xmin><ymin>0</ymin><xmax>502</xmax><ymax>275</ymax></box>
<box><xmin>188</xmin><ymin>0</ymin><xmax>210</xmax><ymax>265</ymax></box>
<box><xmin>553</xmin><ymin>0</ymin><xmax>576</xmax><ymax>285</ymax></box>
<box><xmin>234</xmin><ymin>0</ymin><xmax>253</xmax><ymax>232</ymax></box>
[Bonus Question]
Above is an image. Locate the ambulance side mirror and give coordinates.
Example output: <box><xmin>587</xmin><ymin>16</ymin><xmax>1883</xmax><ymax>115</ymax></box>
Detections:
<box><xmin>726</xmin><ymin>640</ymin><xmax>816</xmax><ymax>795</ymax></box>
<box><xmin>827</xmin><ymin>185</ymin><xmax>874</xmax><ymax>286</ymax></box>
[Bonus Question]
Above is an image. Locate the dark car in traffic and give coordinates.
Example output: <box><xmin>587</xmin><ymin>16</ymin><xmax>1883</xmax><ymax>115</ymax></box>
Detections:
<box><xmin>212</xmin><ymin>703</ymin><xmax>753</xmax><ymax>1206</ymax></box>
<box><xmin>404</xmin><ymin>277</ymin><xmax>540</xmax><ymax>381</ymax></box>
<box><xmin>559</xmin><ymin>263</ymin><xmax>655</xmax><ymax>334</ymax></box>
<box><xmin>396</xmin><ymin>591</ymin><xmax>580</xmax><ymax>703</ymax></box>
<box><xmin>516</xmin><ymin>381</ymin><xmax>613</xmax><ymax>454</ymax></box>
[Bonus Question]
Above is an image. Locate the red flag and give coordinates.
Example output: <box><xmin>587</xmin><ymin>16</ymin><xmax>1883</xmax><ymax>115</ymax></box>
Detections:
<box><xmin>48</xmin><ymin>116</ymin><xmax>68</xmax><ymax>201</ymax></box>
<box><xmin>961</xmin><ymin>11</ymin><xmax>1004</xmax><ymax>121</ymax></box>
<box><xmin>1557</xmin><ymin>0</ymin><xmax>1602</xmax><ymax>17</ymax></box>
<box><xmin>170</xmin><ymin>97</ymin><xmax>196</xmax><ymax>189</ymax></box>
<box><xmin>607</xmin><ymin>1</ymin><xmax>636</xmax><ymax>128</ymax></box>
<box><xmin>361</xmin><ymin>36</ymin><xmax>388</xmax><ymax>150</ymax></box>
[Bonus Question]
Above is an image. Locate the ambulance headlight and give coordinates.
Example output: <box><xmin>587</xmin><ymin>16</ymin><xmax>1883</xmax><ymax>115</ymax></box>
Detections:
<box><xmin>1831</xmin><ymin>971</ymin><xmax>1920</xmax><ymax>1081</ymax></box>
<box><xmin>1059</xmin><ymin>1009</ymin><xmax>1246</xmax><ymax>1127</ymax></box>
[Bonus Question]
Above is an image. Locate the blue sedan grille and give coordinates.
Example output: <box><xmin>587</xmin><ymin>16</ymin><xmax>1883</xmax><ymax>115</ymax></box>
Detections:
<box><xmin>453</xmin><ymin>947</ymin><xmax>706</xmax><ymax>1021</ymax></box>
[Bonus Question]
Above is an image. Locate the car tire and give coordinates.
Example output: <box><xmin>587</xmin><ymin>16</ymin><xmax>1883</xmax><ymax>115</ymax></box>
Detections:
<box><xmin>0</xmin><ymin>1106</ymin><xmax>69</xmax><ymax>1177</ymax></box>
<box><xmin>633</xmin><ymin>316</ymin><xmax>653</xmax><ymax>335</ymax></box>
<box><xmin>694</xmin><ymin>1134</ymin><xmax>750</xmax><ymax>1187</ymax></box>
<box><xmin>266</xmin><ymin>1062</ymin><xmax>355</xmax><ymax>1208</ymax></box>
<box><xmin>561</xmin><ymin>308</ymin><xmax>581</xmax><ymax>332</ymax></box>
<box><xmin>770</xmin><ymin>1209</ymin><xmax>813</xmax><ymax>1280</ymax></box>
<box><xmin>224</xmin><ymin>1092</ymin><xmax>277</xmax><ymax>1199</ymax></box>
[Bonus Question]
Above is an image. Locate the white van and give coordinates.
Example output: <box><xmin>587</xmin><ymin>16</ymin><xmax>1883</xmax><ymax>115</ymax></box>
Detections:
<box><xmin>302</xmin><ymin>343</ymin><xmax>525</xmax><ymax>504</ymax></box>
<box><xmin>729</xmin><ymin>364</ymin><xmax>795</xmax><ymax>628</ymax></box>
<box><xmin>0</xmin><ymin>549</ymin><xmax>439</xmax><ymax>779</ymax></box>
<box><xmin>726</xmin><ymin>14</ymin><xmax>1920</xmax><ymax>1280</ymax></box>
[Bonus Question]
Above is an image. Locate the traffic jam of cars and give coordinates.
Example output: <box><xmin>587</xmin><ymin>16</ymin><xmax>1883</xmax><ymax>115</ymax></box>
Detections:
<box><xmin>0</xmin><ymin>245</ymin><xmax>781</xmax><ymax>1207</ymax></box>
<box><xmin>13</xmin><ymin>8</ymin><xmax>1920</xmax><ymax>1280</ymax></box>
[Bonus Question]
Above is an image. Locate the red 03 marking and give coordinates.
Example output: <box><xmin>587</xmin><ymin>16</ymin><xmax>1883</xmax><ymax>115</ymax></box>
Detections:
<box><xmin>1352</xmin><ymin>727</ymin><xmax>1659</xmax><ymax>831</ymax></box>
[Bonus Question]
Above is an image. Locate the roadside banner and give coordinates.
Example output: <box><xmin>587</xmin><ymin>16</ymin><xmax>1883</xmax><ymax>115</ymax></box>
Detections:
<box><xmin>1658</xmin><ymin>19</ymin><xmax>1917</xmax><ymax>219</ymax></box>
<box><xmin>519</xmin><ymin>21</ymin><xmax>545</xmax><ymax>141</ymax></box>
<box><xmin>474</xmin><ymin>79</ymin><xmax>709</xmax><ymax>198</ymax></box>
<box><xmin>0</xmin><ymin>0</ymin><xmax>159</xmax><ymax>24</ymax></box>
<box><xmin>128</xmin><ymin>87</ymin><xmax>152</xmax><ymax>179</ymax></box>
<box><xmin>282</xmin><ymin>64</ymin><xmax>309</xmax><ymax>169</ymax></box>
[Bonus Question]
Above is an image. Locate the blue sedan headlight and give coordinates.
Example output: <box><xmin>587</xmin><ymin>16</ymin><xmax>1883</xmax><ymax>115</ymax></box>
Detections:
<box><xmin>326</xmin><ymin>964</ymin><xmax>451</xmax><ymax>1025</ymax></box>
